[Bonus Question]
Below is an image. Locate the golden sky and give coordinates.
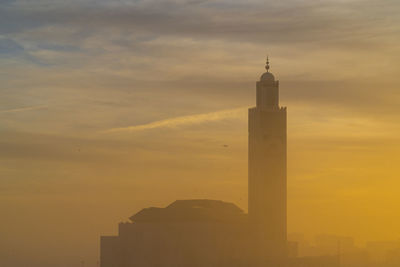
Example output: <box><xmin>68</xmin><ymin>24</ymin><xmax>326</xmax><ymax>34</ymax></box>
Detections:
<box><xmin>1</xmin><ymin>0</ymin><xmax>400</xmax><ymax>266</ymax></box>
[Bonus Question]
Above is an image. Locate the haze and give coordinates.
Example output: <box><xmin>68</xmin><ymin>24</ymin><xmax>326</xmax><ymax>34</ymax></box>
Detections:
<box><xmin>1</xmin><ymin>0</ymin><xmax>400</xmax><ymax>266</ymax></box>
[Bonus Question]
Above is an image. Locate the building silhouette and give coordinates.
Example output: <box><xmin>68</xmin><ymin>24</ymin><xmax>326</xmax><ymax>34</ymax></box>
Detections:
<box><xmin>248</xmin><ymin>57</ymin><xmax>287</xmax><ymax>260</ymax></box>
<box><xmin>101</xmin><ymin>200</ymin><xmax>252</xmax><ymax>267</ymax></box>
<box><xmin>100</xmin><ymin>60</ymin><xmax>338</xmax><ymax>267</ymax></box>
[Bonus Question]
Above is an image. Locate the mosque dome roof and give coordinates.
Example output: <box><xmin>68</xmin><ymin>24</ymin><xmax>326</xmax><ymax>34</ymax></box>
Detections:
<box><xmin>129</xmin><ymin>199</ymin><xmax>246</xmax><ymax>223</ymax></box>
<box><xmin>260</xmin><ymin>71</ymin><xmax>275</xmax><ymax>81</ymax></box>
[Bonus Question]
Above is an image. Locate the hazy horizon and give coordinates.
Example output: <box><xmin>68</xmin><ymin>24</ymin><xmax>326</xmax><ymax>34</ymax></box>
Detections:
<box><xmin>1</xmin><ymin>0</ymin><xmax>400</xmax><ymax>266</ymax></box>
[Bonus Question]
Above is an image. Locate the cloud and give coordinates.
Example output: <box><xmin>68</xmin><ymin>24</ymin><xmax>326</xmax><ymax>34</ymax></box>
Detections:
<box><xmin>103</xmin><ymin>107</ymin><xmax>246</xmax><ymax>133</ymax></box>
<box><xmin>1</xmin><ymin>0</ymin><xmax>399</xmax><ymax>138</ymax></box>
<box><xmin>0</xmin><ymin>105</ymin><xmax>47</xmax><ymax>114</ymax></box>
<box><xmin>0</xmin><ymin>37</ymin><xmax>24</xmax><ymax>55</ymax></box>
<box><xmin>3</xmin><ymin>0</ymin><xmax>399</xmax><ymax>46</ymax></box>
<box><xmin>0</xmin><ymin>0</ymin><xmax>15</xmax><ymax>5</ymax></box>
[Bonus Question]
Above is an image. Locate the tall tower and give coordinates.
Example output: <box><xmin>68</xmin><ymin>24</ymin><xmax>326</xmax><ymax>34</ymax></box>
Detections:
<box><xmin>248</xmin><ymin>58</ymin><xmax>287</xmax><ymax>257</ymax></box>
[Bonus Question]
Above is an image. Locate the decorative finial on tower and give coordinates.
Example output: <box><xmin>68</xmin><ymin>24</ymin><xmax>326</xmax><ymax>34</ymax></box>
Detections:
<box><xmin>265</xmin><ymin>56</ymin><xmax>270</xmax><ymax>72</ymax></box>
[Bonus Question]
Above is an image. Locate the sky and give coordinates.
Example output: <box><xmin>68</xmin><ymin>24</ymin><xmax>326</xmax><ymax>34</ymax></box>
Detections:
<box><xmin>1</xmin><ymin>0</ymin><xmax>400</xmax><ymax>266</ymax></box>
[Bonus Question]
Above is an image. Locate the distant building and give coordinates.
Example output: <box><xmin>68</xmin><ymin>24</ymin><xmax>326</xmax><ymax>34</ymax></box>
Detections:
<box><xmin>100</xmin><ymin>60</ymin><xmax>338</xmax><ymax>267</ymax></box>
<box><xmin>101</xmin><ymin>200</ymin><xmax>252</xmax><ymax>267</ymax></box>
<box><xmin>248</xmin><ymin>57</ymin><xmax>287</xmax><ymax>259</ymax></box>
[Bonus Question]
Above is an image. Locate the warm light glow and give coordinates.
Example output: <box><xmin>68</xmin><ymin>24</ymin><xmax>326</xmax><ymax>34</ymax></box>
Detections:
<box><xmin>1</xmin><ymin>0</ymin><xmax>400</xmax><ymax>266</ymax></box>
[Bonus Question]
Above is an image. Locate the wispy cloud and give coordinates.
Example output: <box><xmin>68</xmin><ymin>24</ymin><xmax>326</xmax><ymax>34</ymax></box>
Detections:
<box><xmin>0</xmin><ymin>105</ymin><xmax>47</xmax><ymax>114</ymax></box>
<box><xmin>103</xmin><ymin>107</ymin><xmax>246</xmax><ymax>133</ymax></box>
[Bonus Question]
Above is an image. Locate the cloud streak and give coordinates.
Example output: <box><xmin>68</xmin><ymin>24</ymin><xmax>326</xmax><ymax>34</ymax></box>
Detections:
<box><xmin>103</xmin><ymin>107</ymin><xmax>246</xmax><ymax>133</ymax></box>
<box><xmin>3</xmin><ymin>0</ymin><xmax>399</xmax><ymax>46</ymax></box>
<box><xmin>0</xmin><ymin>105</ymin><xmax>47</xmax><ymax>114</ymax></box>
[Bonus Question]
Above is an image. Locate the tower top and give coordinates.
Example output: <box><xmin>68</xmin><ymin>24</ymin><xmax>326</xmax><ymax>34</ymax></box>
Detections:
<box><xmin>265</xmin><ymin>56</ymin><xmax>270</xmax><ymax>72</ymax></box>
<box><xmin>260</xmin><ymin>56</ymin><xmax>275</xmax><ymax>82</ymax></box>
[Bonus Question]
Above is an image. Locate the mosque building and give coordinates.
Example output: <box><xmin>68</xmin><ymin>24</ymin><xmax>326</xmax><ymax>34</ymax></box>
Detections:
<box><xmin>100</xmin><ymin>60</ymin><xmax>338</xmax><ymax>267</ymax></box>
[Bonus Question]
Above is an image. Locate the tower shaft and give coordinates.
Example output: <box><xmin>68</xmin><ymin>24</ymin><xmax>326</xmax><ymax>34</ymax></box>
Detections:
<box><xmin>248</xmin><ymin>67</ymin><xmax>287</xmax><ymax>257</ymax></box>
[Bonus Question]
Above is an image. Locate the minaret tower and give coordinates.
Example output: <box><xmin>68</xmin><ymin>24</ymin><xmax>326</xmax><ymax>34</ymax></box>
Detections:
<box><xmin>248</xmin><ymin>57</ymin><xmax>287</xmax><ymax>258</ymax></box>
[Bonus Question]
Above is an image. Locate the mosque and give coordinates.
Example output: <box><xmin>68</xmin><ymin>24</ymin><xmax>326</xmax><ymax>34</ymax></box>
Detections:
<box><xmin>100</xmin><ymin>59</ymin><xmax>338</xmax><ymax>267</ymax></box>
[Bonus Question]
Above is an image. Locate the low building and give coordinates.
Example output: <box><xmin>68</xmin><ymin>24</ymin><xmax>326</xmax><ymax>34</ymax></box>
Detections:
<box><xmin>101</xmin><ymin>199</ymin><xmax>253</xmax><ymax>267</ymax></box>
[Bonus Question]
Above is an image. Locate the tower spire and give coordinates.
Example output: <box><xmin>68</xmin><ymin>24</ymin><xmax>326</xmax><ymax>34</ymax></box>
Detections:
<box><xmin>265</xmin><ymin>56</ymin><xmax>270</xmax><ymax>72</ymax></box>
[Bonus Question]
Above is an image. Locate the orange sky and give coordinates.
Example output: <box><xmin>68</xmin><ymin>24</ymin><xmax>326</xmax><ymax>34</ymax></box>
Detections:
<box><xmin>1</xmin><ymin>0</ymin><xmax>400</xmax><ymax>266</ymax></box>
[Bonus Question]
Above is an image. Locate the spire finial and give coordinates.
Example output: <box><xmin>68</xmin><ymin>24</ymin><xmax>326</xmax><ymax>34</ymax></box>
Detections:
<box><xmin>265</xmin><ymin>56</ymin><xmax>270</xmax><ymax>72</ymax></box>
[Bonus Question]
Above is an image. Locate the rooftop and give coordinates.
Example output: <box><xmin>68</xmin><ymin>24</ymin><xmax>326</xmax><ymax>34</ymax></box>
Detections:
<box><xmin>129</xmin><ymin>199</ymin><xmax>246</xmax><ymax>223</ymax></box>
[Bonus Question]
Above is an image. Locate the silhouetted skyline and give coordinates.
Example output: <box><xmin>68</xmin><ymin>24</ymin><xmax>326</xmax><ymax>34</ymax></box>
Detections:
<box><xmin>101</xmin><ymin>61</ymin><xmax>291</xmax><ymax>267</ymax></box>
<box><xmin>1</xmin><ymin>0</ymin><xmax>400</xmax><ymax>266</ymax></box>
<box><xmin>100</xmin><ymin>61</ymin><xmax>400</xmax><ymax>267</ymax></box>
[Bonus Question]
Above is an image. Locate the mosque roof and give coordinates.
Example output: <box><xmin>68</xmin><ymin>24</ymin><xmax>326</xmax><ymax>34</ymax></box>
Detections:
<box><xmin>129</xmin><ymin>199</ymin><xmax>246</xmax><ymax>223</ymax></box>
<box><xmin>260</xmin><ymin>71</ymin><xmax>275</xmax><ymax>81</ymax></box>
